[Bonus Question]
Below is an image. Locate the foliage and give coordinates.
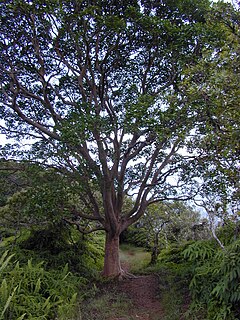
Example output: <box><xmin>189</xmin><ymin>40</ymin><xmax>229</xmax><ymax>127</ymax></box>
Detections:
<box><xmin>0</xmin><ymin>226</ymin><xmax>105</xmax><ymax>319</ymax></box>
<box><xmin>0</xmin><ymin>251</ymin><xmax>82</xmax><ymax>320</ymax></box>
<box><xmin>217</xmin><ymin>218</ymin><xmax>240</xmax><ymax>246</ymax></box>
<box><xmin>0</xmin><ymin>160</ymin><xmax>28</xmax><ymax>207</ymax></box>
<box><xmin>147</xmin><ymin>218</ymin><xmax>240</xmax><ymax>320</ymax></box>
<box><xmin>120</xmin><ymin>224</ymin><xmax>150</xmax><ymax>249</ymax></box>
<box><xmin>178</xmin><ymin>1</ymin><xmax>240</xmax><ymax>199</ymax></box>
<box><xmin>0</xmin><ymin>0</ymin><xmax>239</xmax><ymax>277</ymax></box>
<box><xmin>0</xmin><ymin>170</ymin><xmax>71</xmax><ymax>227</ymax></box>
<box><xmin>0</xmin><ymin>224</ymin><xmax>104</xmax><ymax>278</ymax></box>
<box><xmin>0</xmin><ymin>214</ymin><xmax>105</xmax><ymax>320</ymax></box>
<box><xmin>154</xmin><ymin>202</ymin><xmax>204</xmax><ymax>243</ymax></box>
<box><xmin>183</xmin><ymin>237</ymin><xmax>240</xmax><ymax>319</ymax></box>
<box><xmin>122</xmin><ymin>201</ymin><xmax>206</xmax><ymax>265</ymax></box>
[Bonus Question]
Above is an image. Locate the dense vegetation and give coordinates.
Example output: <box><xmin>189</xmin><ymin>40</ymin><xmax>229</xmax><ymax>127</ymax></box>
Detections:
<box><xmin>1</xmin><ymin>0</ymin><xmax>239</xmax><ymax>277</ymax></box>
<box><xmin>1</xmin><ymin>205</ymin><xmax>239</xmax><ymax>319</ymax></box>
<box><xmin>146</xmin><ymin>222</ymin><xmax>240</xmax><ymax>319</ymax></box>
<box><xmin>0</xmin><ymin>225</ymin><xmax>105</xmax><ymax>319</ymax></box>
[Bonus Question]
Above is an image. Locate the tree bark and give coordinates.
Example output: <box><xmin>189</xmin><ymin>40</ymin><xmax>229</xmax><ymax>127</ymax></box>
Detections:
<box><xmin>150</xmin><ymin>233</ymin><xmax>160</xmax><ymax>265</ymax></box>
<box><xmin>150</xmin><ymin>246</ymin><xmax>159</xmax><ymax>265</ymax></box>
<box><xmin>102</xmin><ymin>231</ymin><xmax>122</xmax><ymax>277</ymax></box>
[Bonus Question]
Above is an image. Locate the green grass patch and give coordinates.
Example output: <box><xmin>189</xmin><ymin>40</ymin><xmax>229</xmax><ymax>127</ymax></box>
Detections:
<box><xmin>120</xmin><ymin>244</ymin><xmax>151</xmax><ymax>273</ymax></box>
<box><xmin>80</xmin><ymin>285</ymin><xmax>132</xmax><ymax>320</ymax></box>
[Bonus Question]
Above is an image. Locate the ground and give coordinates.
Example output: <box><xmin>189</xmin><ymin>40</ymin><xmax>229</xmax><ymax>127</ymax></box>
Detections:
<box><xmin>81</xmin><ymin>247</ymin><xmax>166</xmax><ymax>320</ymax></box>
<box><xmin>113</xmin><ymin>273</ymin><xmax>165</xmax><ymax>320</ymax></box>
<box><xmin>112</xmin><ymin>251</ymin><xmax>165</xmax><ymax>320</ymax></box>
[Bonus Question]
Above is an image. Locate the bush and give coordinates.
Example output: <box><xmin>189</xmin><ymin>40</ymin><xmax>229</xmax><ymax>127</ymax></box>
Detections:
<box><xmin>120</xmin><ymin>224</ymin><xmax>150</xmax><ymax>249</ymax></box>
<box><xmin>2</xmin><ymin>225</ymin><xmax>105</xmax><ymax>277</ymax></box>
<box><xmin>0</xmin><ymin>251</ymin><xmax>83</xmax><ymax>320</ymax></box>
<box><xmin>146</xmin><ymin>242</ymin><xmax>192</xmax><ymax>320</ymax></box>
<box><xmin>183</xmin><ymin>239</ymin><xmax>240</xmax><ymax>320</ymax></box>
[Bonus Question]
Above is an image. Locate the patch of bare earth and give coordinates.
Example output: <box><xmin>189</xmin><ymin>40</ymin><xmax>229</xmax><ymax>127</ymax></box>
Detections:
<box><xmin>108</xmin><ymin>262</ymin><xmax>165</xmax><ymax>320</ymax></box>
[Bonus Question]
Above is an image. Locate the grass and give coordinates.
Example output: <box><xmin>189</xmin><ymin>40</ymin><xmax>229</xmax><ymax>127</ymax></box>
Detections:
<box><xmin>80</xmin><ymin>286</ymin><xmax>132</xmax><ymax>320</ymax></box>
<box><xmin>119</xmin><ymin>244</ymin><xmax>151</xmax><ymax>273</ymax></box>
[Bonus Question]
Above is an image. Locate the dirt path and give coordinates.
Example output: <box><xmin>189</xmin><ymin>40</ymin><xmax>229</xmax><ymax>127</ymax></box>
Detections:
<box><xmin>81</xmin><ymin>248</ymin><xmax>165</xmax><ymax>320</ymax></box>
<box><xmin>114</xmin><ymin>274</ymin><xmax>165</xmax><ymax>320</ymax></box>
<box><xmin>108</xmin><ymin>256</ymin><xmax>165</xmax><ymax>320</ymax></box>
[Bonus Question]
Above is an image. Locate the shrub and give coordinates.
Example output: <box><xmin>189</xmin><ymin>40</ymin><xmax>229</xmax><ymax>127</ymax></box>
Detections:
<box><xmin>120</xmin><ymin>224</ymin><xmax>150</xmax><ymax>249</ymax></box>
<box><xmin>3</xmin><ymin>225</ymin><xmax>105</xmax><ymax>277</ymax></box>
<box><xmin>183</xmin><ymin>239</ymin><xmax>240</xmax><ymax>320</ymax></box>
<box><xmin>0</xmin><ymin>251</ymin><xmax>83</xmax><ymax>320</ymax></box>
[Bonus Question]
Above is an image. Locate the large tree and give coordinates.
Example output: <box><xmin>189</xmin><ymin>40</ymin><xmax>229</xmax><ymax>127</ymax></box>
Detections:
<box><xmin>0</xmin><ymin>0</ymin><xmax>234</xmax><ymax>277</ymax></box>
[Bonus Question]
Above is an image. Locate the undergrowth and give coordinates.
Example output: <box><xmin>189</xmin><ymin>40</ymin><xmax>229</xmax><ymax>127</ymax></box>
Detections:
<box><xmin>145</xmin><ymin>243</ymin><xmax>192</xmax><ymax>320</ymax></box>
<box><xmin>149</xmin><ymin>237</ymin><xmax>240</xmax><ymax>320</ymax></box>
<box><xmin>183</xmin><ymin>239</ymin><xmax>240</xmax><ymax>320</ymax></box>
<box><xmin>0</xmin><ymin>226</ymin><xmax>105</xmax><ymax>319</ymax></box>
<box><xmin>0</xmin><ymin>251</ymin><xmax>83</xmax><ymax>320</ymax></box>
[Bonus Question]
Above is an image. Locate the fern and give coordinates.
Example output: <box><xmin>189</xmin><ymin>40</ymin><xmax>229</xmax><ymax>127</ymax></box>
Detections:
<box><xmin>185</xmin><ymin>239</ymin><xmax>240</xmax><ymax>319</ymax></box>
<box><xmin>0</xmin><ymin>251</ymin><xmax>82</xmax><ymax>319</ymax></box>
<box><xmin>183</xmin><ymin>240</ymin><xmax>216</xmax><ymax>262</ymax></box>
<box><xmin>211</xmin><ymin>240</ymin><xmax>240</xmax><ymax>307</ymax></box>
<box><xmin>0</xmin><ymin>286</ymin><xmax>18</xmax><ymax>319</ymax></box>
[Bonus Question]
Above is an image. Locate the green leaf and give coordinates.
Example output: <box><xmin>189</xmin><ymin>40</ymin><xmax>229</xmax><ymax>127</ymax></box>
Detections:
<box><xmin>0</xmin><ymin>252</ymin><xmax>15</xmax><ymax>273</ymax></box>
<box><xmin>0</xmin><ymin>286</ymin><xmax>18</xmax><ymax>319</ymax></box>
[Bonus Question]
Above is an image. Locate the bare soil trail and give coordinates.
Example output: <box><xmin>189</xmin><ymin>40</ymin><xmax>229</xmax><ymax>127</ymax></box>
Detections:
<box><xmin>113</xmin><ymin>274</ymin><xmax>165</xmax><ymax>320</ymax></box>
<box><xmin>107</xmin><ymin>250</ymin><xmax>165</xmax><ymax>320</ymax></box>
<box><xmin>81</xmin><ymin>247</ymin><xmax>166</xmax><ymax>320</ymax></box>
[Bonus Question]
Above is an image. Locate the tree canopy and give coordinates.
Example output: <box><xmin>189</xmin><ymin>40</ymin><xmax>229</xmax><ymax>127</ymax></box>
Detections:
<box><xmin>178</xmin><ymin>2</ymin><xmax>240</xmax><ymax>199</ymax></box>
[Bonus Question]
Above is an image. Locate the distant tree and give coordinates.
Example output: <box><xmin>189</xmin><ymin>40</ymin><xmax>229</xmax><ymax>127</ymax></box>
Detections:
<box><xmin>0</xmin><ymin>0</ymin><xmax>237</xmax><ymax>277</ymax></box>
<box><xmin>141</xmin><ymin>201</ymin><xmax>202</xmax><ymax>264</ymax></box>
<box><xmin>142</xmin><ymin>202</ymin><xmax>171</xmax><ymax>264</ymax></box>
<box><xmin>194</xmin><ymin>194</ymin><xmax>240</xmax><ymax>249</ymax></box>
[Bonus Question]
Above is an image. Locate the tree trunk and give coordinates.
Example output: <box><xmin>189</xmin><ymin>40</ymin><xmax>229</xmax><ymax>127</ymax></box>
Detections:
<box><xmin>150</xmin><ymin>232</ymin><xmax>160</xmax><ymax>265</ymax></box>
<box><xmin>102</xmin><ymin>232</ymin><xmax>122</xmax><ymax>277</ymax></box>
<box><xmin>150</xmin><ymin>245</ymin><xmax>159</xmax><ymax>265</ymax></box>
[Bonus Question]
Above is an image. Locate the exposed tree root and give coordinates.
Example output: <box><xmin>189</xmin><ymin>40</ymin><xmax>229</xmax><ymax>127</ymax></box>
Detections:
<box><xmin>101</xmin><ymin>269</ymin><xmax>138</xmax><ymax>280</ymax></box>
<box><xmin>119</xmin><ymin>269</ymin><xmax>138</xmax><ymax>280</ymax></box>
